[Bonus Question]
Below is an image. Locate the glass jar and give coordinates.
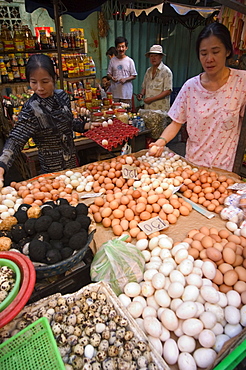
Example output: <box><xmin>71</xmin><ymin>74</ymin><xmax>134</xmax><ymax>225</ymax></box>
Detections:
<box><xmin>85</xmin><ymin>99</ymin><xmax>92</xmax><ymax>110</ymax></box>
<box><xmin>105</xmin><ymin>110</ymin><xmax>115</xmax><ymax>120</ymax></box>
<box><xmin>103</xmin><ymin>98</ymin><xmax>111</xmax><ymax>106</ymax></box>
<box><xmin>91</xmin><ymin>111</ymin><xmax>104</xmax><ymax>125</ymax></box>
<box><xmin>115</xmin><ymin>109</ymin><xmax>129</xmax><ymax>124</ymax></box>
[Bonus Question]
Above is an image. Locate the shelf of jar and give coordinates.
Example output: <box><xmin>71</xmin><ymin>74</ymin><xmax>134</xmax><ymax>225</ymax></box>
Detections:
<box><xmin>0</xmin><ymin>75</ymin><xmax>96</xmax><ymax>88</ymax></box>
<box><xmin>0</xmin><ymin>48</ymin><xmax>86</xmax><ymax>55</ymax></box>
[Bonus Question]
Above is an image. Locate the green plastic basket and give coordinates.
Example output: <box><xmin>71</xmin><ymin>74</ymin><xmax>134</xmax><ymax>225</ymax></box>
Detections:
<box><xmin>0</xmin><ymin>317</ymin><xmax>65</xmax><ymax>370</ymax></box>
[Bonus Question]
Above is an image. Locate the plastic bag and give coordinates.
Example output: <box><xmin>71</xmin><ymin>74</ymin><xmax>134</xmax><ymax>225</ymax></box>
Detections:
<box><xmin>138</xmin><ymin>108</ymin><xmax>171</xmax><ymax>139</ymax></box>
<box><xmin>90</xmin><ymin>235</ymin><xmax>145</xmax><ymax>295</ymax></box>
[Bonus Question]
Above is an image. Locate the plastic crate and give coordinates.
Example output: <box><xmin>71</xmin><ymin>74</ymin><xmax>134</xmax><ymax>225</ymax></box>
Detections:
<box><xmin>0</xmin><ymin>317</ymin><xmax>65</xmax><ymax>370</ymax></box>
<box><xmin>213</xmin><ymin>340</ymin><xmax>246</xmax><ymax>370</ymax></box>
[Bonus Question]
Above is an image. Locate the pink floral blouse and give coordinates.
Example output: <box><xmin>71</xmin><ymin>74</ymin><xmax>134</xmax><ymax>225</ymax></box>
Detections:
<box><xmin>168</xmin><ymin>69</ymin><xmax>246</xmax><ymax>171</ymax></box>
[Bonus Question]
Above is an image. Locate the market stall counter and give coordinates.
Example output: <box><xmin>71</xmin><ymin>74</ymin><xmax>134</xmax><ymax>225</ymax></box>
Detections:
<box><xmin>0</xmin><ymin>148</ymin><xmax>245</xmax><ymax>370</ymax></box>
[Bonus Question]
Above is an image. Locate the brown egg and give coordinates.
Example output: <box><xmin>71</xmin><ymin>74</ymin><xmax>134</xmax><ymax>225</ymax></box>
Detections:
<box><xmin>179</xmin><ymin>206</ymin><xmax>190</xmax><ymax>216</ymax></box>
<box><xmin>129</xmin><ymin>227</ymin><xmax>141</xmax><ymax>238</ymax></box>
<box><xmin>218</xmin><ymin>263</ymin><xmax>234</xmax><ymax>274</ymax></box>
<box><xmin>139</xmin><ymin>211</ymin><xmax>151</xmax><ymax>221</ymax></box>
<box><xmin>227</xmin><ymin>235</ymin><xmax>241</xmax><ymax>245</ymax></box>
<box><xmin>113</xmin><ymin>225</ymin><xmax>123</xmax><ymax>236</ymax></box>
<box><xmin>167</xmin><ymin>214</ymin><xmax>177</xmax><ymax>224</ymax></box>
<box><xmin>241</xmin><ymin>291</ymin><xmax>246</xmax><ymax>304</ymax></box>
<box><xmin>102</xmin><ymin>218</ymin><xmax>111</xmax><ymax>228</ymax></box>
<box><xmin>224</xmin><ymin>241</ymin><xmax>237</xmax><ymax>252</ymax></box>
<box><xmin>206</xmin><ymin>247</ymin><xmax>222</xmax><ymax>262</ymax></box>
<box><xmin>120</xmin><ymin>219</ymin><xmax>129</xmax><ymax>231</ymax></box>
<box><xmin>191</xmin><ymin>240</ymin><xmax>203</xmax><ymax>251</ymax></box>
<box><xmin>200</xmin><ymin>249</ymin><xmax>207</xmax><ymax>260</ymax></box>
<box><xmin>111</xmin><ymin>218</ymin><xmax>120</xmax><ymax>227</ymax></box>
<box><xmin>213</xmin><ymin>242</ymin><xmax>223</xmax><ymax>252</ymax></box>
<box><xmin>219</xmin><ymin>284</ymin><xmax>233</xmax><ymax>293</ymax></box>
<box><xmin>218</xmin><ymin>229</ymin><xmax>231</xmax><ymax>239</ymax></box>
<box><xmin>201</xmin><ymin>236</ymin><xmax>214</xmax><ymax>249</ymax></box>
<box><xmin>234</xmin><ymin>281</ymin><xmax>246</xmax><ymax>294</ymax></box>
<box><xmin>94</xmin><ymin>197</ymin><xmax>105</xmax><ymax>207</ymax></box>
<box><xmin>93</xmin><ymin>212</ymin><xmax>102</xmax><ymax>223</ymax></box>
<box><xmin>188</xmin><ymin>247</ymin><xmax>200</xmax><ymax>259</ymax></box>
<box><xmin>136</xmin><ymin>231</ymin><xmax>148</xmax><ymax>240</ymax></box>
<box><xmin>199</xmin><ymin>226</ymin><xmax>210</xmax><ymax>236</ymax></box>
<box><xmin>223</xmin><ymin>269</ymin><xmax>239</xmax><ymax>286</ymax></box>
<box><xmin>223</xmin><ymin>248</ymin><xmax>236</xmax><ymax>264</ymax></box>
<box><xmin>125</xmin><ymin>209</ymin><xmax>134</xmax><ymax>222</ymax></box>
<box><xmin>234</xmin><ymin>266</ymin><xmax>246</xmax><ymax>282</ymax></box>
<box><xmin>101</xmin><ymin>207</ymin><xmax>112</xmax><ymax>218</ymax></box>
<box><xmin>135</xmin><ymin>203</ymin><xmax>146</xmax><ymax>214</ymax></box>
<box><xmin>212</xmin><ymin>269</ymin><xmax>224</xmax><ymax>285</ymax></box>
<box><xmin>113</xmin><ymin>209</ymin><xmax>124</xmax><ymax>219</ymax></box>
<box><xmin>187</xmin><ymin>229</ymin><xmax>199</xmax><ymax>238</ymax></box>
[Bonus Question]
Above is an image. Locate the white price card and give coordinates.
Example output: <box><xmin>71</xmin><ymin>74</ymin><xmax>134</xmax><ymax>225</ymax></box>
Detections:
<box><xmin>122</xmin><ymin>165</ymin><xmax>138</xmax><ymax>180</ymax></box>
<box><xmin>138</xmin><ymin>216</ymin><xmax>169</xmax><ymax>235</ymax></box>
<box><xmin>80</xmin><ymin>193</ymin><xmax>103</xmax><ymax>199</ymax></box>
<box><xmin>227</xmin><ymin>183</ymin><xmax>246</xmax><ymax>190</ymax></box>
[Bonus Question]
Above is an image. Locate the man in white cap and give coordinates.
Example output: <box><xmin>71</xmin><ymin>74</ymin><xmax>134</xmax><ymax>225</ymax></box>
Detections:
<box><xmin>137</xmin><ymin>45</ymin><xmax>173</xmax><ymax>111</ymax></box>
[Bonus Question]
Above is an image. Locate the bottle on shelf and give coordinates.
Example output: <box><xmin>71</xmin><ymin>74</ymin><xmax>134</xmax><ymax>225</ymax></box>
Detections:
<box><xmin>10</xmin><ymin>54</ymin><xmax>21</xmax><ymax>82</ymax></box>
<box><xmin>78</xmin><ymin>54</ymin><xmax>84</xmax><ymax>77</ymax></box>
<box><xmin>83</xmin><ymin>56</ymin><xmax>91</xmax><ymax>76</ymax></box>
<box><xmin>23</xmin><ymin>25</ymin><xmax>35</xmax><ymax>50</ymax></box>
<box><xmin>13</xmin><ymin>25</ymin><xmax>25</xmax><ymax>52</ymax></box>
<box><xmin>39</xmin><ymin>29</ymin><xmax>49</xmax><ymax>50</ymax></box>
<box><xmin>61</xmin><ymin>55</ymin><xmax>68</xmax><ymax>78</ymax></box>
<box><xmin>0</xmin><ymin>57</ymin><xmax>8</xmax><ymax>83</ymax></box>
<box><xmin>17</xmin><ymin>54</ymin><xmax>27</xmax><ymax>82</ymax></box>
<box><xmin>1</xmin><ymin>24</ymin><xmax>15</xmax><ymax>52</ymax></box>
<box><xmin>89</xmin><ymin>56</ymin><xmax>96</xmax><ymax>76</ymax></box>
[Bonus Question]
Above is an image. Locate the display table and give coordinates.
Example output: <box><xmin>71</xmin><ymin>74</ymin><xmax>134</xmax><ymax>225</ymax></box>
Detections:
<box><xmin>21</xmin><ymin>129</ymin><xmax>152</xmax><ymax>178</ymax></box>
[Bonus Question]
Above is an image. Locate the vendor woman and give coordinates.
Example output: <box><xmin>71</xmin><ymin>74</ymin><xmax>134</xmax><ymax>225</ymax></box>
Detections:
<box><xmin>150</xmin><ymin>22</ymin><xmax>246</xmax><ymax>171</ymax></box>
<box><xmin>0</xmin><ymin>54</ymin><xmax>91</xmax><ymax>184</ymax></box>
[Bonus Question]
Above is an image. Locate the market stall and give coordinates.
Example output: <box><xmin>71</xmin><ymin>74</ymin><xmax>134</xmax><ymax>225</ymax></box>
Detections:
<box><xmin>0</xmin><ymin>146</ymin><xmax>245</xmax><ymax>369</ymax></box>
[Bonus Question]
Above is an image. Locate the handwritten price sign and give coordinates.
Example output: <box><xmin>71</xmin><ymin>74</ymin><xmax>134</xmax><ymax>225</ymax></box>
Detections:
<box><xmin>138</xmin><ymin>216</ymin><xmax>168</xmax><ymax>235</ymax></box>
<box><xmin>122</xmin><ymin>165</ymin><xmax>138</xmax><ymax>180</ymax></box>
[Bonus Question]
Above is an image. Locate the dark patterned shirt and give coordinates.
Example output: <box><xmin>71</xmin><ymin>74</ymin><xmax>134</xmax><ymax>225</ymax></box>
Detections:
<box><xmin>0</xmin><ymin>89</ymin><xmax>86</xmax><ymax>174</ymax></box>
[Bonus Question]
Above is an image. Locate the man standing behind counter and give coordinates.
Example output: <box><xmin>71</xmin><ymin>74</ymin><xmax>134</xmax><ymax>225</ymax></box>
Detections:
<box><xmin>137</xmin><ymin>45</ymin><xmax>173</xmax><ymax>111</ymax></box>
<box><xmin>107</xmin><ymin>36</ymin><xmax>137</xmax><ymax>106</ymax></box>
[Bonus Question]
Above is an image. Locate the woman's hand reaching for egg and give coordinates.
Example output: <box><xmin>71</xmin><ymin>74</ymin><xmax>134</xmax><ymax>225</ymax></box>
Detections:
<box><xmin>148</xmin><ymin>141</ymin><xmax>165</xmax><ymax>157</ymax></box>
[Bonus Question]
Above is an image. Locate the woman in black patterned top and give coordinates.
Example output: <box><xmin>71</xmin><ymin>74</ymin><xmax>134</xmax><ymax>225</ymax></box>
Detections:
<box><xmin>0</xmin><ymin>54</ymin><xmax>91</xmax><ymax>183</ymax></box>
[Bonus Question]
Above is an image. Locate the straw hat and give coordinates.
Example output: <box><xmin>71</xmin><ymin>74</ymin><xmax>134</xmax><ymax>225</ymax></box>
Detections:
<box><xmin>145</xmin><ymin>45</ymin><xmax>166</xmax><ymax>57</ymax></box>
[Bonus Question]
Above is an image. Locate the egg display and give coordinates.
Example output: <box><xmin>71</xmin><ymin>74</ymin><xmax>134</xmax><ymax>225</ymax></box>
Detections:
<box><xmin>119</xmin><ymin>232</ymin><xmax>246</xmax><ymax>369</ymax></box>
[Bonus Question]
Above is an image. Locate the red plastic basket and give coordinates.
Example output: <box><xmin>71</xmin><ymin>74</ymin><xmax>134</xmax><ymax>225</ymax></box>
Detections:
<box><xmin>0</xmin><ymin>251</ymin><xmax>36</xmax><ymax>328</ymax></box>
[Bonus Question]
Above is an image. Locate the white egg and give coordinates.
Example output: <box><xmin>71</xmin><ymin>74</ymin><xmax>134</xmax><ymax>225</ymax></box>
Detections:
<box><xmin>178</xmin><ymin>259</ymin><xmax>193</xmax><ymax>276</ymax></box>
<box><xmin>186</xmin><ymin>273</ymin><xmax>203</xmax><ymax>288</ymax></box>
<box><xmin>142</xmin><ymin>250</ymin><xmax>151</xmax><ymax>262</ymax></box>
<box><xmin>213</xmin><ymin>334</ymin><xmax>230</xmax><ymax>353</ymax></box>
<box><xmin>168</xmin><ymin>282</ymin><xmax>184</xmax><ymax>299</ymax></box>
<box><xmin>142</xmin><ymin>306</ymin><xmax>157</xmax><ymax>318</ymax></box>
<box><xmin>163</xmin><ymin>338</ymin><xmax>179</xmax><ymax>365</ymax></box>
<box><xmin>144</xmin><ymin>269</ymin><xmax>159</xmax><ymax>281</ymax></box>
<box><xmin>176</xmin><ymin>301</ymin><xmax>198</xmax><ymax>320</ymax></box>
<box><xmin>211</xmin><ymin>322</ymin><xmax>224</xmax><ymax>336</ymax></box>
<box><xmin>65</xmin><ymin>170</ymin><xmax>74</xmax><ymax>177</ymax></box>
<box><xmin>226</xmin><ymin>290</ymin><xmax>241</xmax><ymax>307</ymax></box>
<box><xmin>147</xmin><ymin>336</ymin><xmax>162</xmax><ymax>355</ymax></box>
<box><xmin>143</xmin><ymin>316</ymin><xmax>162</xmax><ymax>337</ymax></box>
<box><xmin>182</xmin><ymin>285</ymin><xmax>199</xmax><ymax>302</ymax></box>
<box><xmin>198</xmin><ymin>329</ymin><xmax>216</xmax><ymax>348</ymax></box>
<box><xmin>200</xmin><ymin>286</ymin><xmax>219</xmax><ymax>304</ymax></box>
<box><xmin>118</xmin><ymin>293</ymin><xmax>131</xmax><ymax>307</ymax></box>
<box><xmin>224</xmin><ymin>306</ymin><xmax>240</xmax><ymax>325</ymax></box>
<box><xmin>151</xmin><ymin>272</ymin><xmax>165</xmax><ymax>290</ymax></box>
<box><xmin>0</xmin><ymin>205</ymin><xmax>8</xmax><ymax>213</ymax></box>
<box><xmin>141</xmin><ymin>281</ymin><xmax>155</xmax><ymax>297</ymax></box>
<box><xmin>154</xmin><ymin>289</ymin><xmax>171</xmax><ymax>307</ymax></box>
<box><xmin>182</xmin><ymin>318</ymin><xmax>204</xmax><ymax>336</ymax></box>
<box><xmin>170</xmin><ymin>298</ymin><xmax>183</xmax><ymax>312</ymax></box>
<box><xmin>133</xmin><ymin>295</ymin><xmax>147</xmax><ymax>308</ymax></box>
<box><xmin>199</xmin><ymin>311</ymin><xmax>217</xmax><ymax>329</ymax></box>
<box><xmin>1</xmin><ymin>211</ymin><xmax>10</xmax><ymax>220</ymax></box>
<box><xmin>226</xmin><ymin>221</ymin><xmax>238</xmax><ymax>232</ymax></box>
<box><xmin>177</xmin><ymin>335</ymin><xmax>196</xmax><ymax>353</ymax></box>
<box><xmin>193</xmin><ymin>348</ymin><xmax>217</xmax><ymax>368</ymax></box>
<box><xmin>161</xmin><ymin>308</ymin><xmax>179</xmax><ymax>331</ymax></box>
<box><xmin>178</xmin><ymin>352</ymin><xmax>197</xmax><ymax>370</ymax></box>
<box><xmin>202</xmin><ymin>261</ymin><xmax>216</xmax><ymax>280</ymax></box>
<box><xmin>124</xmin><ymin>282</ymin><xmax>141</xmax><ymax>298</ymax></box>
<box><xmin>169</xmin><ymin>270</ymin><xmax>186</xmax><ymax>286</ymax></box>
<box><xmin>127</xmin><ymin>301</ymin><xmax>143</xmax><ymax>318</ymax></box>
<box><xmin>224</xmin><ymin>323</ymin><xmax>243</xmax><ymax>338</ymax></box>
<box><xmin>135</xmin><ymin>238</ymin><xmax>149</xmax><ymax>251</ymax></box>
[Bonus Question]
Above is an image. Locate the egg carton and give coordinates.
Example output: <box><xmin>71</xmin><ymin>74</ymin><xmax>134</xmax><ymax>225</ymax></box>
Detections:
<box><xmin>0</xmin><ymin>281</ymin><xmax>169</xmax><ymax>370</ymax></box>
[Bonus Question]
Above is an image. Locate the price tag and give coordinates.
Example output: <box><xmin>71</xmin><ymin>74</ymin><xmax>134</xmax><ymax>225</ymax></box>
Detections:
<box><xmin>122</xmin><ymin>165</ymin><xmax>138</xmax><ymax>180</ymax></box>
<box><xmin>227</xmin><ymin>183</ymin><xmax>246</xmax><ymax>190</ymax></box>
<box><xmin>80</xmin><ymin>192</ymin><xmax>103</xmax><ymax>199</ymax></box>
<box><xmin>138</xmin><ymin>216</ymin><xmax>168</xmax><ymax>235</ymax></box>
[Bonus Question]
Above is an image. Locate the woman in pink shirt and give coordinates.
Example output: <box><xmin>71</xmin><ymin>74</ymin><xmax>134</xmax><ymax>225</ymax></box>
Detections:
<box><xmin>150</xmin><ymin>23</ymin><xmax>246</xmax><ymax>171</ymax></box>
